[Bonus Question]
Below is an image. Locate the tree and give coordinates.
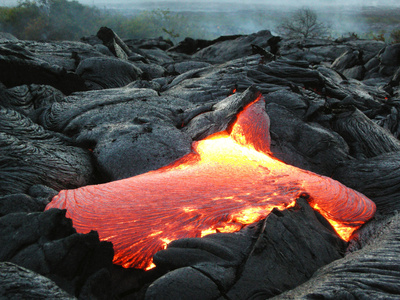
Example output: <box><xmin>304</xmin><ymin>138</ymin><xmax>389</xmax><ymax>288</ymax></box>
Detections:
<box><xmin>0</xmin><ymin>1</ymin><xmax>43</xmax><ymax>39</ymax></box>
<box><xmin>0</xmin><ymin>0</ymin><xmax>103</xmax><ymax>40</ymax></box>
<box><xmin>0</xmin><ymin>1</ymin><xmax>193</xmax><ymax>42</ymax></box>
<box><xmin>278</xmin><ymin>7</ymin><xmax>329</xmax><ymax>39</ymax></box>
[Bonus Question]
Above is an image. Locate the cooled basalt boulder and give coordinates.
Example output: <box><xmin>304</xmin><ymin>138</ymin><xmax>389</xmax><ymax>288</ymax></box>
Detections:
<box><xmin>162</xmin><ymin>63</ymin><xmax>232</xmax><ymax>103</ymax></box>
<box><xmin>94</xmin><ymin>123</ymin><xmax>192</xmax><ymax>180</ymax></box>
<box><xmin>378</xmin><ymin>43</ymin><xmax>400</xmax><ymax>77</ymax></box>
<box><xmin>192</xmin><ymin>30</ymin><xmax>273</xmax><ymax>63</ymax></box>
<box><xmin>0</xmin><ymin>262</ymin><xmax>75</xmax><ymax>299</ymax></box>
<box><xmin>0</xmin><ymin>84</ymin><xmax>65</xmax><ymax>122</ymax></box>
<box><xmin>183</xmin><ymin>86</ymin><xmax>261</xmax><ymax>140</ymax></box>
<box><xmin>146</xmin><ymin>198</ymin><xmax>346</xmax><ymax>300</ymax></box>
<box><xmin>134</xmin><ymin>61</ymin><xmax>166</xmax><ymax>80</ymax></box>
<box><xmin>256</xmin><ymin>60</ymin><xmax>322</xmax><ymax>87</ymax></box>
<box><xmin>333</xmin><ymin>151</ymin><xmax>400</xmax><ymax>214</ymax></box>
<box><xmin>0</xmin><ymin>38</ymin><xmax>108</xmax><ymax>72</ymax></box>
<box><xmin>166</xmin><ymin>61</ymin><xmax>212</xmax><ymax>75</ymax></box>
<box><xmin>332</xmin><ymin>108</ymin><xmax>400</xmax><ymax>158</ymax></box>
<box><xmin>273</xmin><ymin>213</ymin><xmax>400</xmax><ymax>299</ymax></box>
<box><xmin>168</xmin><ymin>37</ymin><xmax>217</xmax><ymax>55</ymax></box>
<box><xmin>375</xmin><ymin>98</ymin><xmax>400</xmax><ymax>139</ymax></box>
<box><xmin>0</xmin><ymin>31</ymin><xmax>18</xmax><ymax>42</ymax></box>
<box><xmin>163</xmin><ymin>55</ymin><xmax>313</xmax><ymax>103</ymax></box>
<box><xmin>0</xmin><ymin>185</ymin><xmax>57</xmax><ymax>217</ymax></box>
<box><xmin>266</xmin><ymin>103</ymin><xmax>351</xmax><ymax>176</ymax></box>
<box><xmin>127</xmin><ymin>79</ymin><xmax>163</xmax><ymax>91</ymax></box>
<box><xmin>39</xmin><ymin>87</ymin><xmax>193</xmax><ymax>180</ymax></box>
<box><xmin>280</xmin><ymin>38</ymin><xmax>349</xmax><ymax>64</ymax></box>
<box><xmin>76</xmin><ymin>56</ymin><xmax>143</xmax><ymax>90</ymax></box>
<box><xmin>164</xmin><ymin>54</ymin><xmax>385</xmax><ymax>110</ymax></box>
<box><xmin>27</xmin><ymin>41</ymin><xmax>106</xmax><ymax>71</ymax></box>
<box><xmin>265</xmin><ymin>89</ymin><xmax>308</xmax><ymax>118</ymax></box>
<box><xmin>331</xmin><ymin>49</ymin><xmax>364</xmax><ymax>80</ymax></box>
<box><xmin>0</xmin><ymin>107</ymin><xmax>92</xmax><ymax>196</ymax></box>
<box><xmin>96</xmin><ymin>26</ymin><xmax>133</xmax><ymax>60</ymax></box>
<box><xmin>317</xmin><ymin>66</ymin><xmax>388</xmax><ymax>102</ymax></box>
<box><xmin>0</xmin><ymin>209</ymin><xmax>114</xmax><ymax>299</ymax></box>
<box><xmin>280</xmin><ymin>38</ymin><xmax>384</xmax><ymax>66</ymax></box>
<box><xmin>0</xmin><ymin>43</ymin><xmax>87</xmax><ymax>94</ymax></box>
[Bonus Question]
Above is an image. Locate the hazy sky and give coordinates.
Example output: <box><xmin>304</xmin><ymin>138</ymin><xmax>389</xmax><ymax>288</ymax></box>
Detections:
<box><xmin>1</xmin><ymin>0</ymin><xmax>400</xmax><ymax>6</ymax></box>
<box><xmin>80</xmin><ymin>0</ymin><xmax>398</xmax><ymax>6</ymax></box>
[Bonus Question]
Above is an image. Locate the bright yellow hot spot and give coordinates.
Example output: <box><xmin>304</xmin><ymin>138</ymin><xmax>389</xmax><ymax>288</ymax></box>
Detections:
<box><xmin>46</xmin><ymin>96</ymin><xmax>376</xmax><ymax>270</ymax></box>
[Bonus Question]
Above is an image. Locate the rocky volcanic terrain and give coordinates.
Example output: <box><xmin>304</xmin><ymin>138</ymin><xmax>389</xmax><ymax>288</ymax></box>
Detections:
<box><xmin>1</xmin><ymin>27</ymin><xmax>400</xmax><ymax>299</ymax></box>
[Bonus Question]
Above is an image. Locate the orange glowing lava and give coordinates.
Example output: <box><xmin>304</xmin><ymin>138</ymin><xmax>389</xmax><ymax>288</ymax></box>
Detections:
<box><xmin>46</xmin><ymin>95</ymin><xmax>376</xmax><ymax>270</ymax></box>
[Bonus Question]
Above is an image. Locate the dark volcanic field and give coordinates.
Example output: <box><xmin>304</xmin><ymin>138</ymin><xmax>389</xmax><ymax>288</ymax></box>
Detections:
<box><xmin>1</xmin><ymin>26</ymin><xmax>400</xmax><ymax>299</ymax></box>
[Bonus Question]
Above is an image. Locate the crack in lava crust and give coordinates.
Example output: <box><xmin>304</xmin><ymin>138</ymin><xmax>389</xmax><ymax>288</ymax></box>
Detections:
<box><xmin>46</xmin><ymin>96</ymin><xmax>376</xmax><ymax>270</ymax></box>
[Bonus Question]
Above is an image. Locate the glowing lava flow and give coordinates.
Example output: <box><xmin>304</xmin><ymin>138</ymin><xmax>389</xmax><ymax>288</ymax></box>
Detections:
<box><xmin>46</xmin><ymin>96</ymin><xmax>376</xmax><ymax>270</ymax></box>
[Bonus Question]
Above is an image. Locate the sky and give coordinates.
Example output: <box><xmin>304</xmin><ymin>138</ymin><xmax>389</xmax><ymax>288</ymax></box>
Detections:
<box><xmin>1</xmin><ymin>0</ymin><xmax>400</xmax><ymax>7</ymax></box>
<box><xmin>81</xmin><ymin>0</ymin><xmax>395</xmax><ymax>5</ymax></box>
<box><xmin>74</xmin><ymin>0</ymin><xmax>398</xmax><ymax>7</ymax></box>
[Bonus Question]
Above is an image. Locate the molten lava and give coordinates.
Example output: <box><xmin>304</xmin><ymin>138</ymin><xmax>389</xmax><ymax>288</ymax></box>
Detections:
<box><xmin>46</xmin><ymin>95</ymin><xmax>376</xmax><ymax>270</ymax></box>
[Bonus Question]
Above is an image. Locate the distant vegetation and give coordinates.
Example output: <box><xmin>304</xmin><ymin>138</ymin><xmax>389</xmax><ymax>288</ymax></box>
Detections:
<box><xmin>357</xmin><ymin>6</ymin><xmax>400</xmax><ymax>43</ymax></box>
<box><xmin>347</xmin><ymin>29</ymin><xmax>400</xmax><ymax>44</ymax></box>
<box><xmin>0</xmin><ymin>0</ymin><xmax>399</xmax><ymax>44</ymax></box>
<box><xmin>0</xmin><ymin>0</ymin><xmax>101</xmax><ymax>40</ymax></box>
<box><xmin>0</xmin><ymin>0</ymin><xmax>201</xmax><ymax>42</ymax></box>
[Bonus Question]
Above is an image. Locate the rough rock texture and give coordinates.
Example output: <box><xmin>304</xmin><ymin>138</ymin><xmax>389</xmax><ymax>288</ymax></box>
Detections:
<box><xmin>0</xmin><ymin>209</ymin><xmax>114</xmax><ymax>299</ymax></box>
<box><xmin>193</xmin><ymin>30</ymin><xmax>273</xmax><ymax>63</ymax></box>
<box><xmin>96</xmin><ymin>26</ymin><xmax>133</xmax><ymax>60</ymax></box>
<box><xmin>0</xmin><ymin>84</ymin><xmax>65</xmax><ymax>122</ymax></box>
<box><xmin>0</xmin><ymin>43</ymin><xmax>87</xmax><ymax>94</ymax></box>
<box><xmin>39</xmin><ymin>87</ymin><xmax>193</xmax><ymax>181</ymax></box>
<box><xmin>0</xmin><ymin>262</ymin><xmax>76</xmax><ymax>299</ymax></box>
<box><xmin>267</xmin><ymin>103</ymin><xmax>351</xmax><ymax>176</ymax></box>
<box><xmin>146</xmin><ymin>198</ymin><xmax>346</xmax><ymax>300</ymax></box>
<box><xmin>0</xmin><ymin>106</ymin><xmax>92</xmax><ymax>195</ymax></box>
<box><xmin>273</xmin><ymin>213</ymin><xmax>400</xmax><ymax>300</ymax></box>
<box><xmin>0</xmin><ymin>192</ymin><xmax>49</xmax><ymax>217</ymax></box>
<box><xmin>166</xmin><ymin>61</ymin><xmax>212</xmax><ymax>75</ymax></box>
<box><xmin>1</xmin><ymin>28</ymin><xmax>400</xmax><ymax>299</ymax></box>
<box><xmin>333</xmin><ymin>152</ymin><xmax>400</xmax><ymax>214</ymax></box>
<box><xmin>76</xmin><ymin>57</ymin><xmax>143</xmax><ymax>90</ymax></box>
<box><xmin>183</xmin><ymin>86</ymin><xmax>261</xmax><ymax>140</ymax></box>
<box><xmin>280</xmin><ymin>38</ymin><xmax>385</xmax><ymax>69</ymax></box>
<box><xmin>332</xmin><ymin>108</ymin><xmax>400</xmax><ymax>158</ymax></box>
<box><xmin>378</xmin><ymin>43</ymin><xmax>400</xmax><ymax>77</ymax></box>
<box><xmin>375</xmin><ymin>98</ymin><xmax>400</xmax><ymax>139</ymax></box>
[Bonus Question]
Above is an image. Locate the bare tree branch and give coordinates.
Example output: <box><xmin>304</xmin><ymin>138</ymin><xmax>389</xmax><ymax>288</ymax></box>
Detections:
<box><xmin>278</xmin><ymin>7</ymin><xmax>329</xmax><ymax>39</ymax></box>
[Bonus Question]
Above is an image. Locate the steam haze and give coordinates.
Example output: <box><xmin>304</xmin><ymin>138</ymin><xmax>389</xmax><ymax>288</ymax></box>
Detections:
<box><xmin>1</xmin><ymin>0</ymin><xmax>399</xmax><ymax>41</ymax></box>
<box><xmin>80</xmin><ymin>0</ymin><xmax>400</xmax><ymax>7</ymax></box>
<box><xmin>88</xmin><ymin>0</ymin><xmax>400</xmax><ymax>37</ymax></box>
<box><xmin>3</xmin><ymin>0</ymin><xmax>400</xmax><ymax>8</ymax></box>
<box><xmin>77</xmin><ymin>0</ymin><xmax>398</xmax><ymax>40</ymax></box>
